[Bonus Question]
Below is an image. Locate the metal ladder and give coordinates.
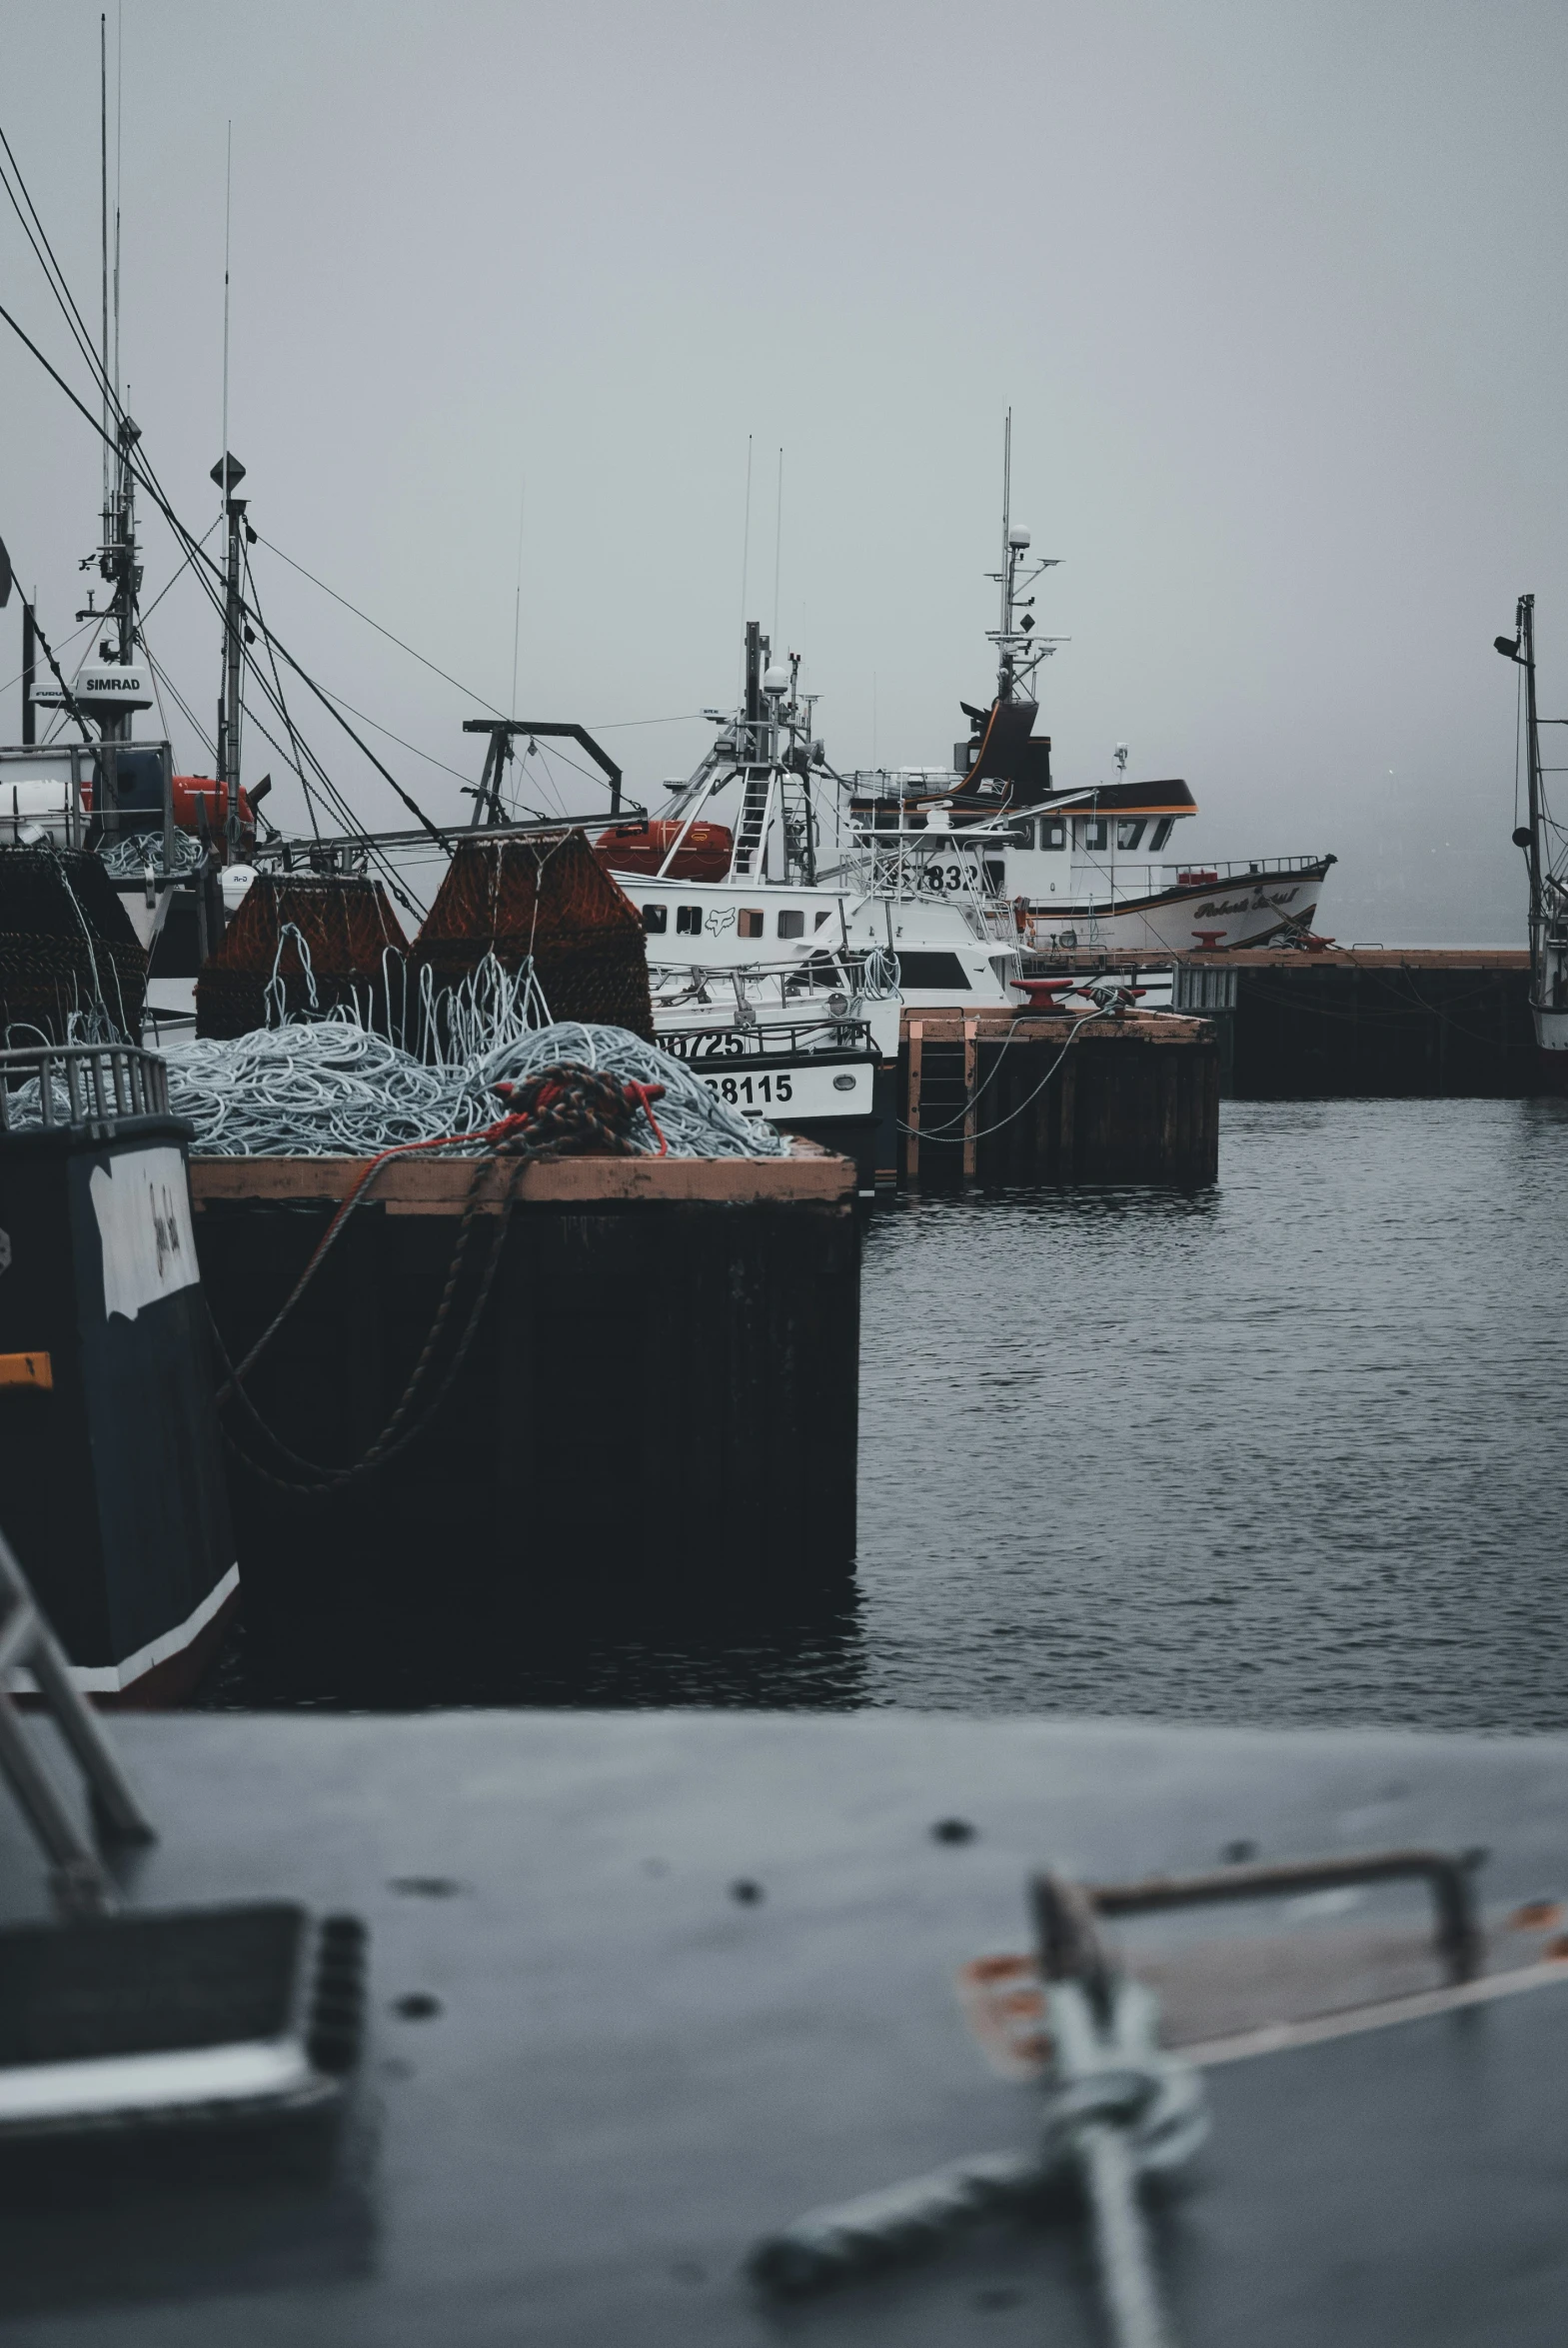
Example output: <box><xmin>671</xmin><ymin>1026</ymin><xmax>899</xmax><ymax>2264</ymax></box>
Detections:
<box><xmin>0</xmin><ymin>1528</ymin><xmax>156</xmax><ymax>1915</ymax></box>
<box><xmin>731</xmin><ymin>770</ymin><xmax>775</xmax><ymax>877</ymax></box>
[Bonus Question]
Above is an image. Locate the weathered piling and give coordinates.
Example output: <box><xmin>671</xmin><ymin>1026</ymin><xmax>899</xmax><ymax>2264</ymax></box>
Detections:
<box><xmin>191</xmin><ymin>1142</ymin><xmax>859</xmax><ymax>1684</ymax></box>
<box><xmin>898</xmin><ymin>1011</ymin><xmax>1218</xmax><ymax>1186</ymax></box>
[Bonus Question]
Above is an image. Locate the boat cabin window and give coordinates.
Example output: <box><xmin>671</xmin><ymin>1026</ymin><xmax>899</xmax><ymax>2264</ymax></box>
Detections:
<box><xmin>1040</xmin><ymin>818</ymin><xmax>1066</xmax><ymax>851</ymax></box>
<box><xmin>778</xmin><ymin>910</ymin><xmax>804</xmax><ymax>939</ymax></box>
<box><xmin>642</xmin><ymin>903</ymin><xmax>668</xmax><ymax>934</ymax></box>
<box><xmin>1116</xmin><ymin>820</ymin><xmax>1145</xmax><ymax>851</ymax></box>
<box><xmin>739</xmin><ymin>909</ymin><xmax>765</xmax><ymax>939</ymax></box>
<box><xmin>1081</xmin><ymin>818</ymin><xmax>1109</xmax><ymax>852</ymax></box>
<box><xmin>1006</xmin><ymin>817</ymin><xmax>1035</xmax><ymax>847</ymax></box>
<box><xmin>676</xmin><ymin>905</ymin><xmax>704</xmax><ymax>935</ymax></box>
<box><xmin>814</xmin><ymin>910</ymin><xmax>831</xmax><ymax>929</ymax></box>
<box><xmin>1149</xmin><ymin>817</ymin><xmax>1175</xmax><ymax>851</ymax></box>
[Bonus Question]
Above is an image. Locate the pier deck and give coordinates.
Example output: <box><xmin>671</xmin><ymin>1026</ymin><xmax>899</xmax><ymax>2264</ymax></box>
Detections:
<box><xmin>1023</xmin><ymin>948</ymin><xmax>1539</xmax><ymax>1098</ymax></box>
<box><xmin>190</xmin><ymin>1143</ymin><xmax>860</xmax><ymax>1689</ymax></box>
<box><xmin>897</xmin><ymin>1009</ymin><xmax>1218</xmax><ymax>1186</ymax></box>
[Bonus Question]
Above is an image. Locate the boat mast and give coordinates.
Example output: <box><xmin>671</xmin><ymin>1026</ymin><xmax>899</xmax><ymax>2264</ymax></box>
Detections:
<box><xmin>212</xmin><ymin>132</ymin><xmax>243</xmax><ymax>859</ymax></box>
<box><xmin>212</xmin><ymin>453</ymin><xmax>247</xmax><ymax>858</ymax></box>
<box><xmin>91</xmin><ymin>10</ymin><xmax>140</xmax><ymax>748</ymax></box>
<box><xmin>1521</xmin><ymin>594</ymin><xmax>1544</xmax><ymax>983</ymax></box>
<box><xmin>998</xmin><ymin>410</ymin><xmax>1013</xmax><ymax>702</ymax></box>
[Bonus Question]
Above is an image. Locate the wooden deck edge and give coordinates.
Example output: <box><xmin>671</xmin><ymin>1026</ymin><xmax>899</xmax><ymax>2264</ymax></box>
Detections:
<box><xmin>898</xmin><ymin>1012</ymin><xmax>1214</xmax><ymax>1045</ymax></box>
<box><xmin>190</xmin><ymin>1136</ymin><xmax>854</xmax><ymax>1212</ymax></box>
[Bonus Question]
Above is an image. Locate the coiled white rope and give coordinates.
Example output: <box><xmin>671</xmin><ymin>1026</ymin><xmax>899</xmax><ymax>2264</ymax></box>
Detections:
<box><xmin>155</xmin><ymin>1013</ymin><xmax>786</xmax><ymax>1160</ymax></box>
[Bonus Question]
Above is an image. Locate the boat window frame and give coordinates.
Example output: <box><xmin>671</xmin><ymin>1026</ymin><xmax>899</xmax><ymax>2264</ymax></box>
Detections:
<box><xmin>1116</xmin><ymin>819</ymin><xmax>1145</xmax><ymax>852</ymax></box>
<box><xmin>642</xmin><ymin>902</ymin><xmax>669</xmax><ymax>935</ymax></box>
<box><xmin>1149</xmin><ymin>817</ymin><xmax>1175</xmax><ymax>852</ymax></box>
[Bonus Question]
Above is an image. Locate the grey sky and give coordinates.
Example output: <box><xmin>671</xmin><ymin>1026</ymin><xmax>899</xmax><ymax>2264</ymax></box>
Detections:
<box><xmin>3</xmin><ymin>0</ymin><xmax>1565</xmax><ymax>936</ymax></box>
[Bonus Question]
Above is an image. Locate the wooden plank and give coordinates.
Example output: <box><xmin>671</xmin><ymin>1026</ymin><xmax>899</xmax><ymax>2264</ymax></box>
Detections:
<box><xmin>905</xmin><ymin>1021</ymin><xmax>922</xmax><ymax>1184</ymax></box>
<box><xmin>190</xmin><ymin>1141</ymin><xmax>854</xmax><ymax>1215</ymax></box>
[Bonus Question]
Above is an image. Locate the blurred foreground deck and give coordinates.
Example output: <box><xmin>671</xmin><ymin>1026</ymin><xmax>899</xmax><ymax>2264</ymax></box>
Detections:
<box><xmin>3</xmin><ymin>1707</ymin><xmax>1566</xmax><ymax>2346</ymax></box>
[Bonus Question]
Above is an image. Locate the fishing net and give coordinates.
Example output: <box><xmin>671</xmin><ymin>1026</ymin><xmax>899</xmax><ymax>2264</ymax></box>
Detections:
<box><xmin>410</xmin><ymin>831</ymin><xmax>654</xmax><ymax>1045</ymax></box>
<box><xmin>195</xmin><ymin>874</ymin><xmax>410</xmax><ymax>1039</ymax></box>
<box><xmin>0</xmin><ymin>846</ymin><xmax>147</xmax><ymax>1046</ymax></box>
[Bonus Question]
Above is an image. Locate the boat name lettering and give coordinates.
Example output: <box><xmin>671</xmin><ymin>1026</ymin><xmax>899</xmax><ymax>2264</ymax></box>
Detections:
<box><xmin>1193</xmin><ymin>888</ymin><xmax>1300</xmax><ymax>918</ymax></box>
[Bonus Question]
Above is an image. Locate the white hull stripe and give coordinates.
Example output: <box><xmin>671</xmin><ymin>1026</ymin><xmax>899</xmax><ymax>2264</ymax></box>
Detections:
<box><xmin>8</xmin><ymin>1563</ymin><xmax>242</xmax><ymax>1695</ymax></box>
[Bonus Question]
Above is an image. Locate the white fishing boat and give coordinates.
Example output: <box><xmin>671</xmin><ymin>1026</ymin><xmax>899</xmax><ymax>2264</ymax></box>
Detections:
<box><xmin>596</xmin><ymin>624</ymin><xmax>1027</xmax><ymax>1019</ymax></box>
<box><xmin>1495</xmin><ymin>594</ymin><xmax>1568</xmax><ymax>1071</ymax></box>
<box><xmin>837</xmin><ymin>418</ymin><xmax>1335</xmax><ymax>956</ymax></box>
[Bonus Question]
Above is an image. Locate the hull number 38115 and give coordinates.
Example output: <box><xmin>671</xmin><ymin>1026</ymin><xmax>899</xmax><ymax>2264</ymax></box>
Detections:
<box><xmin>700</xmin><ymin>1071</ymin><xmax>794</xmax><ymax>1107</ymax></box>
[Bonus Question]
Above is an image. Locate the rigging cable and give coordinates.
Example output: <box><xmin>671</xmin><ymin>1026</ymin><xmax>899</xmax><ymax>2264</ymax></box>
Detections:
<box><xmin>0</xmin><ymin>289</ymin><xmax>450</xmax><ymax>851</ymax></box>
<box><xmin>252</xmin><ymin>531</ymin><xmax>506</xmax><ymax>718</ymax></box>
<box><xmin>243</xmin><ymin>543</ymin><xmax>322</xmax><ymax>837</ymax></box>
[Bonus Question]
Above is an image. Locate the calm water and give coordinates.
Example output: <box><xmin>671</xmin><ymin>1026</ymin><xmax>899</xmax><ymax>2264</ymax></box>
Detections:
<box><xmin>212</xmin><ymin>1100</ymin><xmax>1568</xmax><ymax>1727</ymax></box>
<box><xmin>855</xmin><ymin>1099</ymin><xmax>1568</xmax><ymax>1730</ymax></box>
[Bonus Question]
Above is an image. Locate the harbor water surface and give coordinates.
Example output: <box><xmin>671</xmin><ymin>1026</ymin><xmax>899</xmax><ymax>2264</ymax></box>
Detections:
<box><xmin>216</xmin><ymin>1099</ymin><xmax>1568</xmax><ymax>1728</ymax></box>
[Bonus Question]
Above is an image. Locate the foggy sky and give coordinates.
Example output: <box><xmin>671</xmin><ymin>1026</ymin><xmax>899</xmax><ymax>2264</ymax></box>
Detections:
<box><xmin>3</xmin><ymin>0</ymin><xmax>1566</xmax><ymax>938</ymax></box>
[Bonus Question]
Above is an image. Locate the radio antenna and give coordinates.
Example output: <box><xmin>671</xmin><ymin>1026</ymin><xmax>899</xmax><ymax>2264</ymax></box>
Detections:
<box><xmin>738</xmin><ymin>433</ymin><xmax>753</xmax><ymax>694</ymax></box>
<box><xmin>509</xmin><ymin>479</ymin><xmax>525</xmax><ymax>718</ymax></box>
<box><xmin>112</xmin><ymin>0</ymin><xmax>122</xmax><ymax>408</ymax></box>
<box><xmin>99</xmin><ymin>15</ymin><xmax>110</xmax><ymax>514</ymax></box>
<box><xmin>773</xmin><ymin>445</ymin><xmax>784</xmax><ymax>647</ymax></box>
<box><xmin>220</xmin><ymin>121</ymin><xmax>231</xmax><ymax>534</ymax></box>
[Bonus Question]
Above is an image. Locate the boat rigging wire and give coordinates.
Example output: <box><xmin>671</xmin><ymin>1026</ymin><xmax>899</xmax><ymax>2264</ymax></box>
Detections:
<box><xmin>254</xmin><ymin>532</ymin><xmax>507</xmax><ymax>718</ymax></box>
<box><xmin>1</xmin><ymin>121</ymin><xmax>619</xmax><ymax>889</ymax></box>
<box><xmin>241</xmin><ymin>545</ymin><xmax>321</xmax><ymax>837</ymax></box>
<box><xmin>26</xmin><ymin>607</ymin><xmax>93</xmax><ymax>743</ymax></box>
<box><xmin>0</xmin><ymin>613</ymin><xmax>92</xmax><ymax>702</ymax></box>
<box><xmin>587</xmin><ymin>712</ymin><xmax>710</xmax><ymax>730</ymax></box>
<box><xmin>140</xmin><ymin>641</ymin><xmax>216</xmax><ymax>760</ymax></box>
<box><xmin>0</xmin><ymin>281</ymin><xmax>451</xmax><ymax>852</ymax></box>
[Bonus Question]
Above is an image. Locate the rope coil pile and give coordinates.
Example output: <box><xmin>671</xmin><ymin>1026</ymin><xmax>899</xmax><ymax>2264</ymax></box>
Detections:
<box><xmin>154</xmin><ymin>1015</ymin><xmax>786</xmax><ymax>1160</ymax></box>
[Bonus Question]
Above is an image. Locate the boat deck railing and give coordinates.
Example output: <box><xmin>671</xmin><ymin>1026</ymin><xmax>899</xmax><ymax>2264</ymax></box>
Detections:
<box><xmin>0</xmin><ymin>1040</ymin><xmax>169</xmax><ymax>1140</ymax></box>
<box><xmin>657</xmin><ymin>1018</ymin><xmax>876</xmax><ymax>1065</ymax></box>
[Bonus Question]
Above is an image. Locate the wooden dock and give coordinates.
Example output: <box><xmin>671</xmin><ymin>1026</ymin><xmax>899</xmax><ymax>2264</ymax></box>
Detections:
<box><xmin>897</xmin><ymin>1009</ymin><xmax>1218</xmax><ymax>1187</ymax></box>
<box><xmin>1021</xmin><ymin>948</ymin><xmax>1539</xmax><ymax>1099</ymax></box>
<box><xmin>190</xmin><ymin>1141</ymin><xmax>860</xmax><ymax>1695</ymax></box>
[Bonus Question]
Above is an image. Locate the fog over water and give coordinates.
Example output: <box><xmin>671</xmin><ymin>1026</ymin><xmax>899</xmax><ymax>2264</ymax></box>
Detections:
<box><xmin>3</xmin><ymin>2</ymin><xmax>1567</xmax><ymax>941</ymax></box>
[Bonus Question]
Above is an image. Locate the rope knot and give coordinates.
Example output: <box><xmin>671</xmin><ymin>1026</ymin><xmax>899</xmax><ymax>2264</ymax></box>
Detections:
<box><xmin>488</xmin><ymin>1063</ymin><xmax>668</xmax><ymax>1158</ymax></box>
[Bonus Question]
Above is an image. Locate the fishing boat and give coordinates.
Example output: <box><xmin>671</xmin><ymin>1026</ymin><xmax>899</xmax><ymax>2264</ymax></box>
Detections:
<box><xmin>839</xmin><ymin>419</ymin><xmax>1336</xmax><ymax>956</ymax></box>
<box><xmin>596</xmin><ymin>621</ymin><xmax>1028</xmax><ymax>1021</ymax></box>
<box><xmin>1495</xmin><ymin>594</ymin><xmax>1568</xmax><ymax>1072</ymax></box>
